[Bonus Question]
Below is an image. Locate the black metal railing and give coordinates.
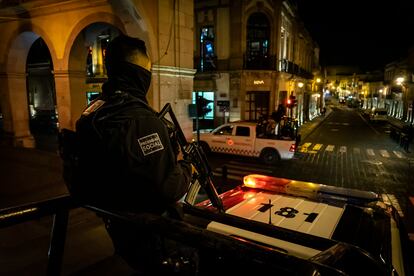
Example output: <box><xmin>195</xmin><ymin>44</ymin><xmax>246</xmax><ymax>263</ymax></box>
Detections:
<box><xmin>244</xmin><ymin>55</ymin><xmax>276</xmax><ymax>70</ymax></box>
<box><xmin>194</xmin><ymin>54</ymin><xmax>314</xmax><ymax>79</ymax></box>
<box><xmin>278</xmin><ymin>58</ymin><xmax>314</xmax><ymax>79</ymax></box>
<box><xmin>194</xmin><ymin>56</ymin><xmax>218</xmax><ymax>72</ymax></box>
<box><xmin>0</xmin><ymin>197</ymin><xmax>331</xmax><ymax>275</ymax></box>
<box><xmin>0</xmin><ymin>195</ymin><xmax>76</xmax><ymax>276</ymax></box>
<box><xmin>0</xmin><ymin>194</ymin><xmax>393</xmax><ymax>275</ymax></box>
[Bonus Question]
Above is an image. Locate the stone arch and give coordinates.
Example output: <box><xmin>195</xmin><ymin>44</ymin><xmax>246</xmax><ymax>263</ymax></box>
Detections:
<box><xmin>1</xmin><ymin>24</ymin><xmax>58</xmax><ymax>147</ymax></box>
<box><xmin>65</xmin><ymin>22</ymin><xmax>122</xmax><ymax>129</ymax></box>
<box><xmin>5</xmin><ymin>23</ymin><xmax>58</xmax><ymax>73</ymax></box>
<box><xmin>61</xmin><ymin>12</ymin><xmax>126</xmax><ymax>70</ymax></box>
<box><xmin>58</xmin><ymin>8</ymin><xmax>155</xmax><ymax>130</ymax></box>
<box><xmin>61</xmin><ymin>6</ymin><xmax>156</xmax><ymax>70</ymax></box>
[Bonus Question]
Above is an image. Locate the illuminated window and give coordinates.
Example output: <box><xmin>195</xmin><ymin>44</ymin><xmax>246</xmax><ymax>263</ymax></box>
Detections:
<box><xmin>192</xmin><ymin>91</ymin><xmax>214</xmax><ymax>120</ymax></box>
<box><xmin>246</xmin><ymin>12</ymin><xmax>270</xmax><ymax>69</ymax></box>
<box><xmin>200</xmin><ymin>26</ymin><xmax>216</xmax><ymax>71</ymax></box>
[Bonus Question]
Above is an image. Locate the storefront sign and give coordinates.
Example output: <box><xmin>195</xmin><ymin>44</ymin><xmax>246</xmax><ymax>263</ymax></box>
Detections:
<box><xmin>253</xmin><ymin>80</ymin><xmax>265</xmax><ymax>85</ymax></box>
<box><xmin>217</xmin><ymin>100</ymin><xmax>230</xmax><ymax>107</ymax></box>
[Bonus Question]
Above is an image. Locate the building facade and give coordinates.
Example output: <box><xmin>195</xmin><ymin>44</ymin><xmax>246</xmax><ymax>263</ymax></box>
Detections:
<box><xmin>193</xmin><ymin>0</ymin><xmax>322</xmax><ymax>130</ymax></box>
<box><xmin>325</xmin><ymin>57</ymin><xmax>414</xmax><ymax>126</ymax></box>
<box><xmin>384</xmin><ymin>58</ymin><xmax>413</xmax><ymax>124</ymax></box>
<box><xmin>0</xmin><ymin>0</ymin><xmax>195</xmax><ymax>148</ymax></box>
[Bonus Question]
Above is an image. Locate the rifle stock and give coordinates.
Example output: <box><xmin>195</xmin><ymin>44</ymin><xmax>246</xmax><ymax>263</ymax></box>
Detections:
<box><xmin>158</xmin><ymin>103</ymin><xmax>224</xmax><ymax>212</ymax></box>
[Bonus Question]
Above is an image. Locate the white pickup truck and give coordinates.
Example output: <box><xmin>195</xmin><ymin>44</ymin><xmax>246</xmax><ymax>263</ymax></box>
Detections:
<box><xmin>196</xmin><ymin>121</ymin><xmax>298</xmax><ymax>164</ymax></box>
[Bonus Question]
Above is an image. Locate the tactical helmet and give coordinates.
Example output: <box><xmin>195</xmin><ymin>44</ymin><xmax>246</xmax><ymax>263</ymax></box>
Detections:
<box><xmin>105</xmin><ymin>34</ymin><xmax>151</xmax><ymax>73</ymax></box>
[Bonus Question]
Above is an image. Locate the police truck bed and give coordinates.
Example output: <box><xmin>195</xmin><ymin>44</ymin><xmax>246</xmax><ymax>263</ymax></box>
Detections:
<box><xmin>183</xmin><ymin>174</ymin><xmax>408</xmax><ymax>275</ymax></box>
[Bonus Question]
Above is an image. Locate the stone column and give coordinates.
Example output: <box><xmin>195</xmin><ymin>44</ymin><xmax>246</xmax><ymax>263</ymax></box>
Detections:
<box><xmin>0</xmin><ymin>72</ymin><xmax>35</xmax><ymax>147</ymax></box>
<box><xmin>151</xmin><ymin>65</ymin><xmax>196</xmax><ymax>140</ymax></box>
<box><xmin>54</xmin><ymin>70</ymin><xmax>74</xmax><ymax>130</ymax></box>
<box><xmin>54</xmin><ymin>69</ymin><xmax>88</xmax><ymax>131</ymax></box>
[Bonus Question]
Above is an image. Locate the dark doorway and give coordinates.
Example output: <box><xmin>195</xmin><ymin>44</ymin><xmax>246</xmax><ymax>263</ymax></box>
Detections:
<box><xmin>26</xmin><ymin>37</ymin><xmax>58</xmax><ymax>151</ymax></box>
<box><xmin>245</xmin><ymin>91</ymin><xmax>270</xmax><ymax>121</ymax></box>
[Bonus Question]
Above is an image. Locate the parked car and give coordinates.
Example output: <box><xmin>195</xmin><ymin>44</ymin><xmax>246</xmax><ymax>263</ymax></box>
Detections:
<box><xmin>184</xmin><ymin>173</ymin><xmax>410</xmax><ymax>275</ymax></box>
<box><xmin>196</xmin><ymin>121</ymin><xmax>298</xmax><ymax>164</ymax></box>
<box><xmin>370</xmin><ymin>108</ymin><xmax>388</xmax><ymax>122</ymax></box>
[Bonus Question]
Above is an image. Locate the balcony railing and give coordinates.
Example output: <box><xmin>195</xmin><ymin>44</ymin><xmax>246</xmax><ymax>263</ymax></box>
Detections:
<box><xmin>194</xmin><ymin>55</ymin><xmax>314</xmax><ymax>79</ymax></box>
<box><xmin>244</xmin><ymin>55</ymin><xmax>276</xmax><ymax>70</ymax></box>
<box><xmin>278</xmin><ymin>58</ymin><xmax>314</xmax><ymax>79</ymax></box>
<box><xmin>194</xmin><ymin>56</ymin><xmax>218</xmax><ymax>72</ymax></box>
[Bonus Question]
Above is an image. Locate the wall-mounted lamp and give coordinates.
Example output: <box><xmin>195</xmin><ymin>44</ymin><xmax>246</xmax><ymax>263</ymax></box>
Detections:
<box><xmin>396</xmin><ymin>77</ymin><xmax>405</xmax><ymax>85</ymax></box>
<box><xmin>298</xmin><ymin>82</ymin><xmax>304</xmax><ymax>88</ymax></box>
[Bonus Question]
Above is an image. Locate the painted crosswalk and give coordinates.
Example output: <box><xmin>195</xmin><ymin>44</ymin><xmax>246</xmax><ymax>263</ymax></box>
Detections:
<box><xmin>393</xmin><ymin>150</ymin><xmax>404</xmax><ymax>158</ymax></box>
<box><xmin>312</xmin><ymin>144</ymin><xmax>323</xmax><ymax>151</ymax></box>
<box><xmin>379</xmin><ymin>150</ymin><xmax>390</xmax><ymax>158</ymax></box>
<box><xmin>298</xmin><ymin>143</ymin><xmax>407</xmax><ymax>159</ymax></box>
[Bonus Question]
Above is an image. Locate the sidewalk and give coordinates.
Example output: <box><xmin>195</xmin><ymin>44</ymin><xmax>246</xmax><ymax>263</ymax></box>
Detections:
<box><xmin>298</xmin><ymin>107</ymin><xmax>333</xmax><ymax>141</ymax></box>
<box><xmin>0</xmin><ymin>145</ymin><xmax>67</xmax><ymax>208</ymax></box>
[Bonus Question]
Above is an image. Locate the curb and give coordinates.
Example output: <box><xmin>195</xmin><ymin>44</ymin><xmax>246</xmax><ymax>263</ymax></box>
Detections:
<box><xmin>298</xmin><ymin>109</ymin><xmax>333</xmax><ymax>141</ymax></box>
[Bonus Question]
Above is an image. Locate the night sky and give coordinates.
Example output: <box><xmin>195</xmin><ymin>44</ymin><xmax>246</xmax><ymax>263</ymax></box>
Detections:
<box><xmin>297</xmin><ymin>0</ymin><xmax>414</xmax><ymax>71</ymax></box>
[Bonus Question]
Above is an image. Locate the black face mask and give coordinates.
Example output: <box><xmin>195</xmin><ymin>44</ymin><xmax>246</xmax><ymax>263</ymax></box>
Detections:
<box><xmin>106</xmin><ymin>61</ymin><xmax>152</xmax><ymax>100</ymax></box>
<box><xmin>135</xmin><ymin>65</ymin><xmax>152</xmax><ymax>94</ymax></box>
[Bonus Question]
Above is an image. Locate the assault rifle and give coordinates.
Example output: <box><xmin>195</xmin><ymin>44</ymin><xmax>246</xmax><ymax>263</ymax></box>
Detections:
<box><xmin>158</xmin><ymin>103</ymin><xmax>224</xmax><ymax>213</ymax></box>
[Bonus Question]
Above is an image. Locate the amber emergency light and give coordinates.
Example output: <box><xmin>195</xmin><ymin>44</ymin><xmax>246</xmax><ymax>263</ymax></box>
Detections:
<box><xmin>243</xmin><ymin>174</ymin><xmax>378</xmax><ymax>204</ymax></box>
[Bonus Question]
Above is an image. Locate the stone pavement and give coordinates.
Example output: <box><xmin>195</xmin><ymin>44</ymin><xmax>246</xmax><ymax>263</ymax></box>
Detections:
<box><xmin>298</xmin><ymin>106</ymin><xmax>414</xmax><ymax>158</ymax></box>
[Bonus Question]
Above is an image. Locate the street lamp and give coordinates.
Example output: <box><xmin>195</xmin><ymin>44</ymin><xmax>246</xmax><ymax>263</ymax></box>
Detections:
<box><xmin>378</xmin><ymin>89</ymin><xmax>383</xmax><ymax>108</ymax></box>
<box><xmin>297</xmin><ymin>82</ymin><xmax>304</xmax><ymax>123</ymax></box>
<box><xmin>315</xmin><ymin>78</ymin><xmax>322</xmax><ymax>114</ymax></box>
<box><xmin>395</xmin><ymin>76</ymin><xmax>407</xmax><ymax>120</ymax></box>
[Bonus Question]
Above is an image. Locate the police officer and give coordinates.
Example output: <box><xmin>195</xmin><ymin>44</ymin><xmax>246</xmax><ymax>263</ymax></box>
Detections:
<box><xmin>74</xmin><ymin>34</ymin><xmax>194</xmax><ymax>274</ymax></box>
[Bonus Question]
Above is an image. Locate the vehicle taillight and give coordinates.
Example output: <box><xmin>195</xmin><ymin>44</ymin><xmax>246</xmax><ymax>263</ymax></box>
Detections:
<box><xmin>289</xmin><ymin>144</ymin><xmax>296</xmax><ymax>152</ymax></box>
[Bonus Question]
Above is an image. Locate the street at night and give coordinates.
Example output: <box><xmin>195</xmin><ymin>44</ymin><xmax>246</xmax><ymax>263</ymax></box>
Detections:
<box><xmin>1</xmin><ymin>0</ymin><xmax>414</xmax><ymax>275</ymax></box>
<box><xmin>208</xmin><ymin>104</ymin><xmax>414</xmax><ymax>230</ymax></box>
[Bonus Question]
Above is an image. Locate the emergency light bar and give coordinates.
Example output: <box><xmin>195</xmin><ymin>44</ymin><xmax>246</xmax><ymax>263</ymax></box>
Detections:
<box><xmin>243</xmin><ymin>174</ymin><xmax>379</xmax><ymax>204</ymax></box>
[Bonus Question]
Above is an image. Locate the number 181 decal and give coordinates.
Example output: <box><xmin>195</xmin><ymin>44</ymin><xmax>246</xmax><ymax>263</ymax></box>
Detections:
<box><xmin>258</xmin><ymin>204</ymin><xmax>319</xmax><ymax>223</ymax></box>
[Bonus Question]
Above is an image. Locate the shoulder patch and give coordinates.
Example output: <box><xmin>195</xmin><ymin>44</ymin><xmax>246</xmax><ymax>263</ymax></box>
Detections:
<box><xmin>138</xmin><ymin>133</ymin><xmax>164</xmax><ymax>156</ymax></box>
<box><xmin>82</xmin><ymin>100</ymin><xmax>105</xmax><ymax>116</ymax></box>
